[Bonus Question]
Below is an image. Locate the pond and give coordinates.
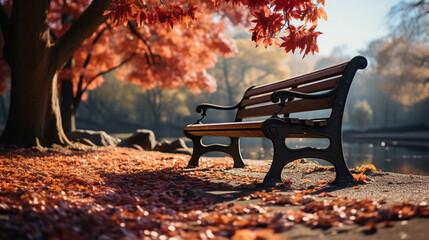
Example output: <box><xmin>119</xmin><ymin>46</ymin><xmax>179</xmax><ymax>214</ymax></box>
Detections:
<box><xmin>237</xmin><ymin>137</ymin><xmax>429</xmax><ymax>176</ymax></box>
<box><xmin>343</xmin><ymin>141</ymin><xmax>429</xmax><ymax>176</ymax></box>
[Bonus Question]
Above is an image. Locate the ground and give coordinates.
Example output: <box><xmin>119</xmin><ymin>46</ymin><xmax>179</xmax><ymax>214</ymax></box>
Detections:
<box><xmin>0</xmin><ymin>146</ymin><xmax>428</xmax><ymax>239</ymax></box>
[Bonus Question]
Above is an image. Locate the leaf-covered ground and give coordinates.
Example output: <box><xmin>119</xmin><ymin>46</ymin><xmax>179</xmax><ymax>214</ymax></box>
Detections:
<box><xmin>0</xmin><ymin>146</ymin><xmax>428</xmax><ymax>239</ymax></box>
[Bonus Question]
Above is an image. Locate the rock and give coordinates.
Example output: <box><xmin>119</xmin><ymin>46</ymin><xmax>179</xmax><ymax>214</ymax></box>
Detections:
<box><xmin>67</xmin><ymin>130</ymin><xmax>121</xmax><ymax>147</ymax></box>
<box><xmin>154</xmin><ymin>138</ymin><xmax>191</xmax><ymax>154</ymax></box>
<box><xmin>170</xmin><ymin>139</ymin><xmax>188</xmax><ymax>150</ymax></box>
<box><xmin>124</xmin><ymin>129</ymin><xmax>157</xmax><ymax>151</ymax></box>
<box><xmin>154</xmin><ymin>140</ymin><xmax>172</xmax><ymax>152</ymax></box>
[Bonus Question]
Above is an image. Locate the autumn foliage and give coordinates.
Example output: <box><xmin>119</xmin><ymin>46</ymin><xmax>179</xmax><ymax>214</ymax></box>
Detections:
<box><xmin>108</xmin><ymin>0</ymin><xmax>327</xmax><ymax>57</ymax></box>
<box><xmin>0</xmin><ymin>0</ymin><xmax>247</xmax><ymax>100</ymax></box>
<box><xmin>46</xmin><ymin>0</ymin><xmax>245</xmax><ymax>99</ymax></box>
<box><xmin>1</xmin><ymin>147</ymin><xmax>428</xmax><ymax>239</ymax></box>
<box><xmin>0</xmin><ymin>0</ymin><xmax>327</xmax><ymax>104</ymax></box>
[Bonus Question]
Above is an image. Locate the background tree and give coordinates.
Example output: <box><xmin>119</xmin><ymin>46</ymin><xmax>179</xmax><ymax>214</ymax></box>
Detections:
<box><xmin>374</xmin><ymin>39</ymin><xmax>429</xmax><ymax>107</ymax></box>
<box><xmin>350</xmin><ymin>100</ymin><xmax>373</xmax><ymax>129</ymax></box>
<box><xmin>370</xmin><ymin>0</ymin><xmax>429</xmax><ymax>108</ymax></box>
<box><xmin>79</xmin><ymin>75</ymin><xmax>142</xmax><ymax>123</ymax></box>
<box><xmin>389</xmin><ymin>0</ymin><xmax>429</xmax><ymax>42</ymax></box>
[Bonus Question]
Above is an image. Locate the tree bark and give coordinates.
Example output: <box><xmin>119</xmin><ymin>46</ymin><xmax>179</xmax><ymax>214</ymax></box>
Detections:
<box><xmin>60</xmin><ymin>79</ymin><xmax>76</xmax><ymax>133</ymax></box>
<box><xmin>0</xmin><ymin>0</ymin><xmax>111</xmax><ymax>147</ymax></box>
<box><xmin>0</xmin><ymin>94</ymin><xmax>7</xmax><ymax>124</ymax></box>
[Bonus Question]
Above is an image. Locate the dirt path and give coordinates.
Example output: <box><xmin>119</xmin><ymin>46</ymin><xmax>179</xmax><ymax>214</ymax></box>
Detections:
<box><xmin>197</xmin><ymin>159</ymin><xmax>429</xmax><ymax>240</ymax></box>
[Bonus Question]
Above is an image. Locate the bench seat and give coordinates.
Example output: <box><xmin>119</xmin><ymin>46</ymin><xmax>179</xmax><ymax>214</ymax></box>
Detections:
<box><xmin>185</xmin><ymin>118</ymin><xmax>329</xmax><ymax>138</ymax></box>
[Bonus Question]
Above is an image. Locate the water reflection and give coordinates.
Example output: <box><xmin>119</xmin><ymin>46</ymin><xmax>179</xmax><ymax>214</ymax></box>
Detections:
<box><xmin>343</xmin><ymin>141</ymin><xmax>429</xmax><ymax>176</ymax></box>
<box><xmin>241</xmin><ymin>138</ymin><xmax>429</xmax><ymax>176</ymax></box>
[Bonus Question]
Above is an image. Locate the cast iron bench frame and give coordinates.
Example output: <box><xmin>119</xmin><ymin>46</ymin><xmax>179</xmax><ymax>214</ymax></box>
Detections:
<box><xmin>184</xmin><ymin>56</ymin><xmax>368</xmax><ymax>186</ymax></box>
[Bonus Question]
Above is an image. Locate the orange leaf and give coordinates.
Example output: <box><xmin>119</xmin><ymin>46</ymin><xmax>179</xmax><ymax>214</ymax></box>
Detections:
<box><xmin>318</xmin><ymin>7</ymin><xmax>327</xmax><ymax>21</ymax></box>
<box><xmin>357</xmin><ymin>164</ymin><xmax>377</xmax><ymax>173</ymax></box>
<box><xmin>353</xmin><ymin>172</ymin><xmax>370</xmax><ymax>183</ymax></box>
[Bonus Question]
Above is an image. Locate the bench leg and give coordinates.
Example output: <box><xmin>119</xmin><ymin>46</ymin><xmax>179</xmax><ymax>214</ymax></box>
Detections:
<box><xmin>330</xmin><ymin>147</ymin><xmax>355</xmax><ymax>184</ymax></box>
<box><xmin>262</xmin><ymin>120</ymin><xmax>355</xmax><ymax>186</ymax></box>
<box><xmin>333</xmin><ymin>160</ymin><xmax>355</xmax><ymax>184</ymax></box>
<box><xmin>229</xmin><ymin>137</ymin><xmax>245</xmax><ymax>168</ymax></box>
<box><xmin>262</xmin><ymin>136</ymin><xmax>296</xmax><ymax>186</ymax></box>
<box><xmin>184</xmin><ymin>134</ymin><xmax>245</xmax><ymax>168</ymax></box>
<box><xmin>263</xmin><ymin>142</ymin><xmax>355</xmax><ymax>186</ymax></box>
<box><xmin>186</xmin><ymin>136</ymin><xmax>204</xmax><ymax>168</ymax></box>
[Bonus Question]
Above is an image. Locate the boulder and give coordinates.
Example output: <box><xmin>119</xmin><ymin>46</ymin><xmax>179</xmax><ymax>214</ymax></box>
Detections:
<box><xmin>124</xmin><ymin>129</ymin><xmax>157</xmax><ymax>151</ymax></box>
<box><xmin>154</xmin><ymin>138</ymin><xmax>191</xmax><ymax>154</ymax></box>
<box><xmin>67</xmin><ymin>130</ymin><xmax>120</xmax><ymax>147</ymax></box>
<box><xmin>170</xmin><ymin>139</ymin><xmax>188</xmax><ymax>150</ymax></box>
<box><xmin>153</xmin><ymin>140</ymin><xmax>172</xmax><ymax>152</ymax></box>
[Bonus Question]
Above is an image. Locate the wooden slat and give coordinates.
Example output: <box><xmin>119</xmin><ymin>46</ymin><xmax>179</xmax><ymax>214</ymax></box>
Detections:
<box><xmin>186</xmin><ymin>129</ymin><xmax>326</xmax><ymax>138</ymax></box>
<box><xmin>237</xmin><ymin>97</ymin><xmax>334</xmax><ymax>119</ymax></box>
<box><xmin>244</xmin><ymin>63</ymin><xmax>347</xmax><ymax>98</ymax></box>
<box><xmin>185</xmin><ymin>121</ymin><xmax>264</xmax><ymax>137</ymax></box>
<box><xmin>293</xmin><ymin>77</ymin><xmax>341</xmax><ymax>94</ymax></box>
<box><xmin>241</xmin><ymin>77</ymin><xmax>341</xmax><ymax>107</ymax></box>
<box><xmin>186</xmin><ymin>130</ymin><xmax>265</xmax><ymax>138</ymax></box>
<box><xmin>185</xmin><ymin>120</ymin><xmax>329</xmax><ymax>138</ymax></box>
<box><xmin>184</xmin><ymin>121</ymin><xmax>263</xmax><ymax>131</ymax></box>
<box><xmin>240</xmin><ymin>95</ymin><xmax>272</xmax><ymax>108</ymax></box>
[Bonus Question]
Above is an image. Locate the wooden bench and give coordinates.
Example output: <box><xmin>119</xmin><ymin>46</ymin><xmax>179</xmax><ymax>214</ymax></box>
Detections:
<box><xmin>184</xmin><ymin>56</ymin><xmax>368</xmax><ymax>186</ymax></box>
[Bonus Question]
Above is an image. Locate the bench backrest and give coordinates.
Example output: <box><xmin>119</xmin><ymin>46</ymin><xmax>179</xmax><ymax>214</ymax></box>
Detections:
<box><xmin>235</xmin><ymin>56</ymin><xmax>368</xmax><ymax>123</ymax></box>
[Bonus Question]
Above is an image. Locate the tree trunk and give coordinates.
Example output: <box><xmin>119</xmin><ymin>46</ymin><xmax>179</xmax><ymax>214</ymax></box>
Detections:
<box><xmin>0</xmin><ymin>0</ymin><xmax>110</xmax><ymax>147</ymax></box>
<box><xmin>1</xmin><ymin>66</ymin><xmax>70</xmax><ymax>147</ymax></box>
<box><xmin>0</xmin><ymin>94</ymin><xmax>7</xmax><ymax>124</ymax></box>
<box><xmin>0</xmin><ymin>0</ymin><xmax>68</xmax><ymax>147</ymax></box>
<box><xmin>60</xmin><ymin>79</ymin><xmax>76</xmax><ymax>133</ymax></box>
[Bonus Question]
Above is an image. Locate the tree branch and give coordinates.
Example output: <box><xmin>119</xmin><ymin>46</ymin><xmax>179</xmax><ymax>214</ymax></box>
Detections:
<box><xmin>81</xmin><ymin>52</ymin><xmax>136</xmax><ymax>95</ymax></box>
<box><xmin>127</xmin><ymin>21</ymin><xmax>159</xmax><ymax>66</ymax></box>
<box><xmin>72</xmin><ymin>25</ymin><xmax>109</xmax><ymax>110</ymax></box>
<box><xmin>54</xmin><ymin>0</ymin><xmax>112</xmax><ymax>68</ymax></box>
<box><xmin>82</xmin><ymin>26</ymin><xmax>108</xmax><ymax>68</ymax></box>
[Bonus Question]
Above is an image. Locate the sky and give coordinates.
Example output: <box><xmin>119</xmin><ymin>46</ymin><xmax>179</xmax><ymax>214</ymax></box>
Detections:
<box><xmin>315</xmin><ymin>0</ymin><xmax>402</xmax><ymax>56</ymax></box>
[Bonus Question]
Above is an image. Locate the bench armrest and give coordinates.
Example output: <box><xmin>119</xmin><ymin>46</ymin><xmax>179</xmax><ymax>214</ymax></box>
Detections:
<box><xmin>270</xmin><ymin>89</ymin><xmax>337</xmax><ymax>117</ymax></box>
<box><xmin>195</xmin><ymin>102</ymin><xmax>240</xmax><ymax>123</ymax></box>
